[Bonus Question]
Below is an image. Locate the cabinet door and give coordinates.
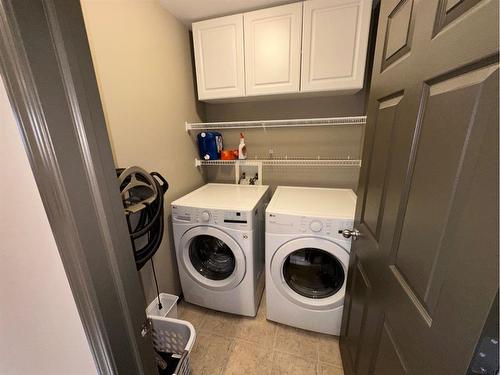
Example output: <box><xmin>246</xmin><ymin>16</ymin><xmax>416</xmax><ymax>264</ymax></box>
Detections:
<box><xmin>301</xmin><ymin>0</ymin><xmax>372</xmax><ymax>93</ymax></box>
<box><xmin>244</xmin><ymin>3</ymin><xmax>303</xmax><ymax>96</ymax></box>
<box><xmin>192</xmin><ymin>14</ymin><xmax>245</xmax><ymax>100</ymax></box>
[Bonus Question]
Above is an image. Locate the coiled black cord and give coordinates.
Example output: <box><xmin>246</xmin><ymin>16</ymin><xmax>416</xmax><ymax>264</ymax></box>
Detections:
<box><xmin>118</xmin><ymin>169</ymin><xmax>169</xmax><ymax>310</ymax></box>
<box><xmin>117</xmin><ymin>169</ymin><xmax>168</xmax><ymax>269</ymax></box>
<box><xmin>129</xmin><ymin>172</ymin><xmax>168</xmax><ymax>269</ymax></box>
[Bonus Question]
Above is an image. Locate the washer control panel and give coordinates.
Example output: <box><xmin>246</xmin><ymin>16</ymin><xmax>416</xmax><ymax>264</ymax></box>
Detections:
<box><xmin>172</xmin><ymin>205</ymin><xmax>253</xmax><ymax>229</ymax></box>
<box><xmin>267</xmin><ymin>212</ymin><xmax>354</xmax><ymax>241</ymax></box>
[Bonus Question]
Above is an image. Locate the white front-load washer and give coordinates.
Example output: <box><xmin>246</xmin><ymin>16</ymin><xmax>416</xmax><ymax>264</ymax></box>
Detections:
<box><xmin>172</xmin><ymin>183</ymin><xmax>269</xmax><ymax>317</ymax></box>
<box><xmin>265</xmin><ymin>186</ymin><xmax>356</xmax><ymax>335</ymax></box>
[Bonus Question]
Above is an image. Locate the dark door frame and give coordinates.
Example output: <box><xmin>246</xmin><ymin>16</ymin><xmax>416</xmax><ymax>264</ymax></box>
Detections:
<box><xmin>0</xmin><ymin>1</ymin><xmax>156</xmax><ymax>373</ymax></box>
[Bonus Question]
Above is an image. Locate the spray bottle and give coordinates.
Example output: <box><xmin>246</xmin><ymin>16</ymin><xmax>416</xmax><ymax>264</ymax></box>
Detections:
<box><xmin>238</xmin><ymin>132</ymin><xmax>247</xmax><ymax>160</ymax></box>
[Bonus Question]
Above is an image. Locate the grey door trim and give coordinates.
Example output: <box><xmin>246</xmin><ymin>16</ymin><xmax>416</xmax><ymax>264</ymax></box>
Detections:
<box><xmin>0</xmin><ymin>1</ymin><xmax>155</xmax><ymax>374</ymax></box>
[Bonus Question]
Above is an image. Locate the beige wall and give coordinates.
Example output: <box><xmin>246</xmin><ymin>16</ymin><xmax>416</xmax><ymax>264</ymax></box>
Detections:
<box><xmin>205</xmin><ymin>91</ymin><xmax>366</xmax><ymax>121</ymax></box>
<box><xmin>202</xmin><ymin>93</ymin><xmax>366</xmax><ymax>190</ymax></box>
<box><xmin>81</xmin><ymin>0</ymin><xmax>205</xmax><ymax>301</ymax></box>
<box><xmin>0</xmin><ymin>76</ymin><xmax>97</xmax><ymax>374</ymax></box>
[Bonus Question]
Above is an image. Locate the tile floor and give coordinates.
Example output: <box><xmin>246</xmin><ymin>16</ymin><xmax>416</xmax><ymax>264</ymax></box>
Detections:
<box><xmin>178</xmin><ymin>293</ymin><xmax>344</xmax><ymax>375</ymax></box>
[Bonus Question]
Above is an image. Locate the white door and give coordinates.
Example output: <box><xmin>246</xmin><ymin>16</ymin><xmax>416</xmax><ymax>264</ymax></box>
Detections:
<box><xmin>192</xmin><ymin>14</ymin><xmax>245</xmax><ymax>100</ymax></box>
<box><xmin>244</xmin><ymin>3</ymin><xmax>303</xmax><ymax>96</ymax></box>
<box><xmin>270</xmin><ymin>237</ymin><xmax>349</xmax><ymax>310</ymax></box>
<box><xmin>301</xmin><ymin>0</ymin><xmax>372</xmax><ymax>94</ymax></box>
<box><xmin>179</xmin><ymin>226</ymin><xmax>246</xmax><ymax>291</ymax></box>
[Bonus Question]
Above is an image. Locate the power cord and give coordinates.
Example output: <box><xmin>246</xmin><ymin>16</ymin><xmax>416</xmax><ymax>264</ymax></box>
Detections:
<box><xmin>151</xmin><ymin>257</ymin><xmax>163</xmax><ymax>310</ymax></box>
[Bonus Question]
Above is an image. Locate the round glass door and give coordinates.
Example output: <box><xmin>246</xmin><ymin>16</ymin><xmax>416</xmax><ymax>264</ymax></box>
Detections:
<box><xmin>180</xmin><ymin>226</ymin><xmax>246</xmax><ymax>291</ymax></box>
<box><xmin>189</xmin><ymin>235</ymin><xmax>236</xmax><ymax>280</ymax></box>
<box><xmin>282</xmin><ymin>248</ymin><xmax>345</xmax><ymax>299</ymax></box>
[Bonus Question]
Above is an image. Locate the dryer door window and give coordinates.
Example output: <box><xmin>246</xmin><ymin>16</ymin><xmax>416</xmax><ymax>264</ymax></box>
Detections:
<box><xmin>189</xmin><ymin>235</ymin><xmax>235</xmax><ymax>280</ymax></box>
<box><xmin>283</xmin><ymin>248</ymin><xmax>345</xmax><ymax>299</ymax></box>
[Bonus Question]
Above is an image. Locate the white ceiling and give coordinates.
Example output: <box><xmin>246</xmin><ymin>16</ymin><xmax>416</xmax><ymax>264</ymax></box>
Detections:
<box><xmin>160</xmin><ymin>0</ymin><xmax>299</xmax><ymax>25</ymax></box>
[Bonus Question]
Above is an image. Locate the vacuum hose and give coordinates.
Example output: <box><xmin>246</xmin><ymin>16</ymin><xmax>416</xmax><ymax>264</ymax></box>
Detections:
<box><xmin>116</xmin><ymin>167</ymin><xmax>169</xmax><ymax>270</ymax></box>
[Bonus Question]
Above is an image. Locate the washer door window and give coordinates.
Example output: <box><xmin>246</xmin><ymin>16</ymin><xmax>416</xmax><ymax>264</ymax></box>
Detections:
<box><xmin>283</xmin><ymin>248</ymin><xmax>345</xmax><ymax>299</ymax></box>
<box><xmin>180</xmin><ymin>226</ymin><xmax>246</xmax><ymax>291</ymax></box>
<box><xmin>270</xmin><ymin>237</ymin><xmax>349</xmax><ymax>310</ymax></box>
<box><xmin>189</xmin><ymin>235</ymin><xmax>235</xmax><ymax>280</ymax></box>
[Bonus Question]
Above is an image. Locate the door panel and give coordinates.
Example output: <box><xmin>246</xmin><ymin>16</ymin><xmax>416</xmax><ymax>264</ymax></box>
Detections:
<box><xmin>394</xmin><ymin>62</ymin><xmax>498</xmax><ymax>306</ymax></box>
<box><xmin>372</xmin><ymin>322</ymin><xmax>407</xmax><ymax>375</ymax></box>
<box><xmin>244</xmin><ymin>3</ymin><xmax>302</xmax><ymax>96</ymax></box>
<box><xmin>340</xmin><ymin>0</ymin><xmax>498</xmax><ymax>374</ymax></box>
<box><xmin>433</xmin><ymin>0</ymin><xmax>482</xmax><ymax>35</ymax></box>
<box><xmin>301</xmin><ymin>0</ymin><xmax>372</xmax><ymax>93</ymax></box>
<box><xmin>381</xmin><ymin>0</ymin><xmax>415</xmax><ymax>70</ymax></box>
<box><xmin>343</xmin><ymin>259</ymin><xmax>372</xmax><ymax>371</ymax></box>
<box><xmin>423</xmin><ymin>66</ymin><xmax>499</xmax><ymax>315</ymax></box>
<box><xmin>192</xmin><ymin>14</ymin><xmax>245</xmax><ymax>100</ymax></box>
<box><xmin>363</xmin><ymin>92</ymin><xmax>403</xmax><ymax>239</ymax></box>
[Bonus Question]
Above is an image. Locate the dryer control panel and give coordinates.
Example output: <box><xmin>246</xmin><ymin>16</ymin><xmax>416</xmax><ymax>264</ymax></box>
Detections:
<box><xmin>172</xmin><ymin>205</ymin><xmax>254</xmax><ymax>229</ymax></box>
<box><xmin>266</xmin><ymin>212</ymin><xmax>354</xmax><ymax>242</ymax></box>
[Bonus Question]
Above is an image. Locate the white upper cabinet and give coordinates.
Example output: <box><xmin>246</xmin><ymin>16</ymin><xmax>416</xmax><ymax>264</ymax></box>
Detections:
<box><xmin>301</xmin><ymin>0</ymin><xmax>372</xmax><ymax>94</ymax></box>
<box><xmin>192</xmin><ymin>14</ymin><xmax>245</xmax><ymax>100</ymax></box>
<box><xmin>244</xmin><ymin>3</ymin><xmax>303</xmax><ymax>96</ymax></box>
<box><xmin>191</xmin><ymin>0</ymin><xmax>373</xmax><ymax>101</ymax></box>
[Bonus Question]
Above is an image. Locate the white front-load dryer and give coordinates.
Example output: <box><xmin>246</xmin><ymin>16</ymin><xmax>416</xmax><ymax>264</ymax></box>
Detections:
<box><xmin>265</xmin><ymin>186</ymin><xmax>356</xmax><ymax>335</ymax></box>
<box><xmin>172</xmin><ymin>184</ymin><xmax>269</xmax><ymax>317</ymax></box>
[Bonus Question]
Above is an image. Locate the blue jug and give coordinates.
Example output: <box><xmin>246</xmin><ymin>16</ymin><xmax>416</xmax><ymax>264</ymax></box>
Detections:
<box><xmin>197</xmin><ymin>132</ymin><xmax>223</xmax><ymax>160</ymax></box>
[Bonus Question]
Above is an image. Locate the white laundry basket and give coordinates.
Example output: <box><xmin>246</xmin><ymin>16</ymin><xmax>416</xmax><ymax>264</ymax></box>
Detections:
<box><xmin>148</xmin><ymin>315</ymin><xmax>196</xmax><ymax>375</ymax></box>
<box><xmin>147</xmin><ymin>295</ymin><xmax>195</xmax><ymax>375</ymax></box>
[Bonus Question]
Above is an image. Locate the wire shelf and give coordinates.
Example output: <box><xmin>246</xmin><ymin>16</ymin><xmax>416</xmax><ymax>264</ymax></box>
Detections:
<box><xmin>186</xmin><ymin>116</ymin><xmax>366</xmax><ymax>132</ymax></box>
<box><xmin>195</xmin><ymin>158</ymin><xmax>361</xmax><ymax>168</ymax></box>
